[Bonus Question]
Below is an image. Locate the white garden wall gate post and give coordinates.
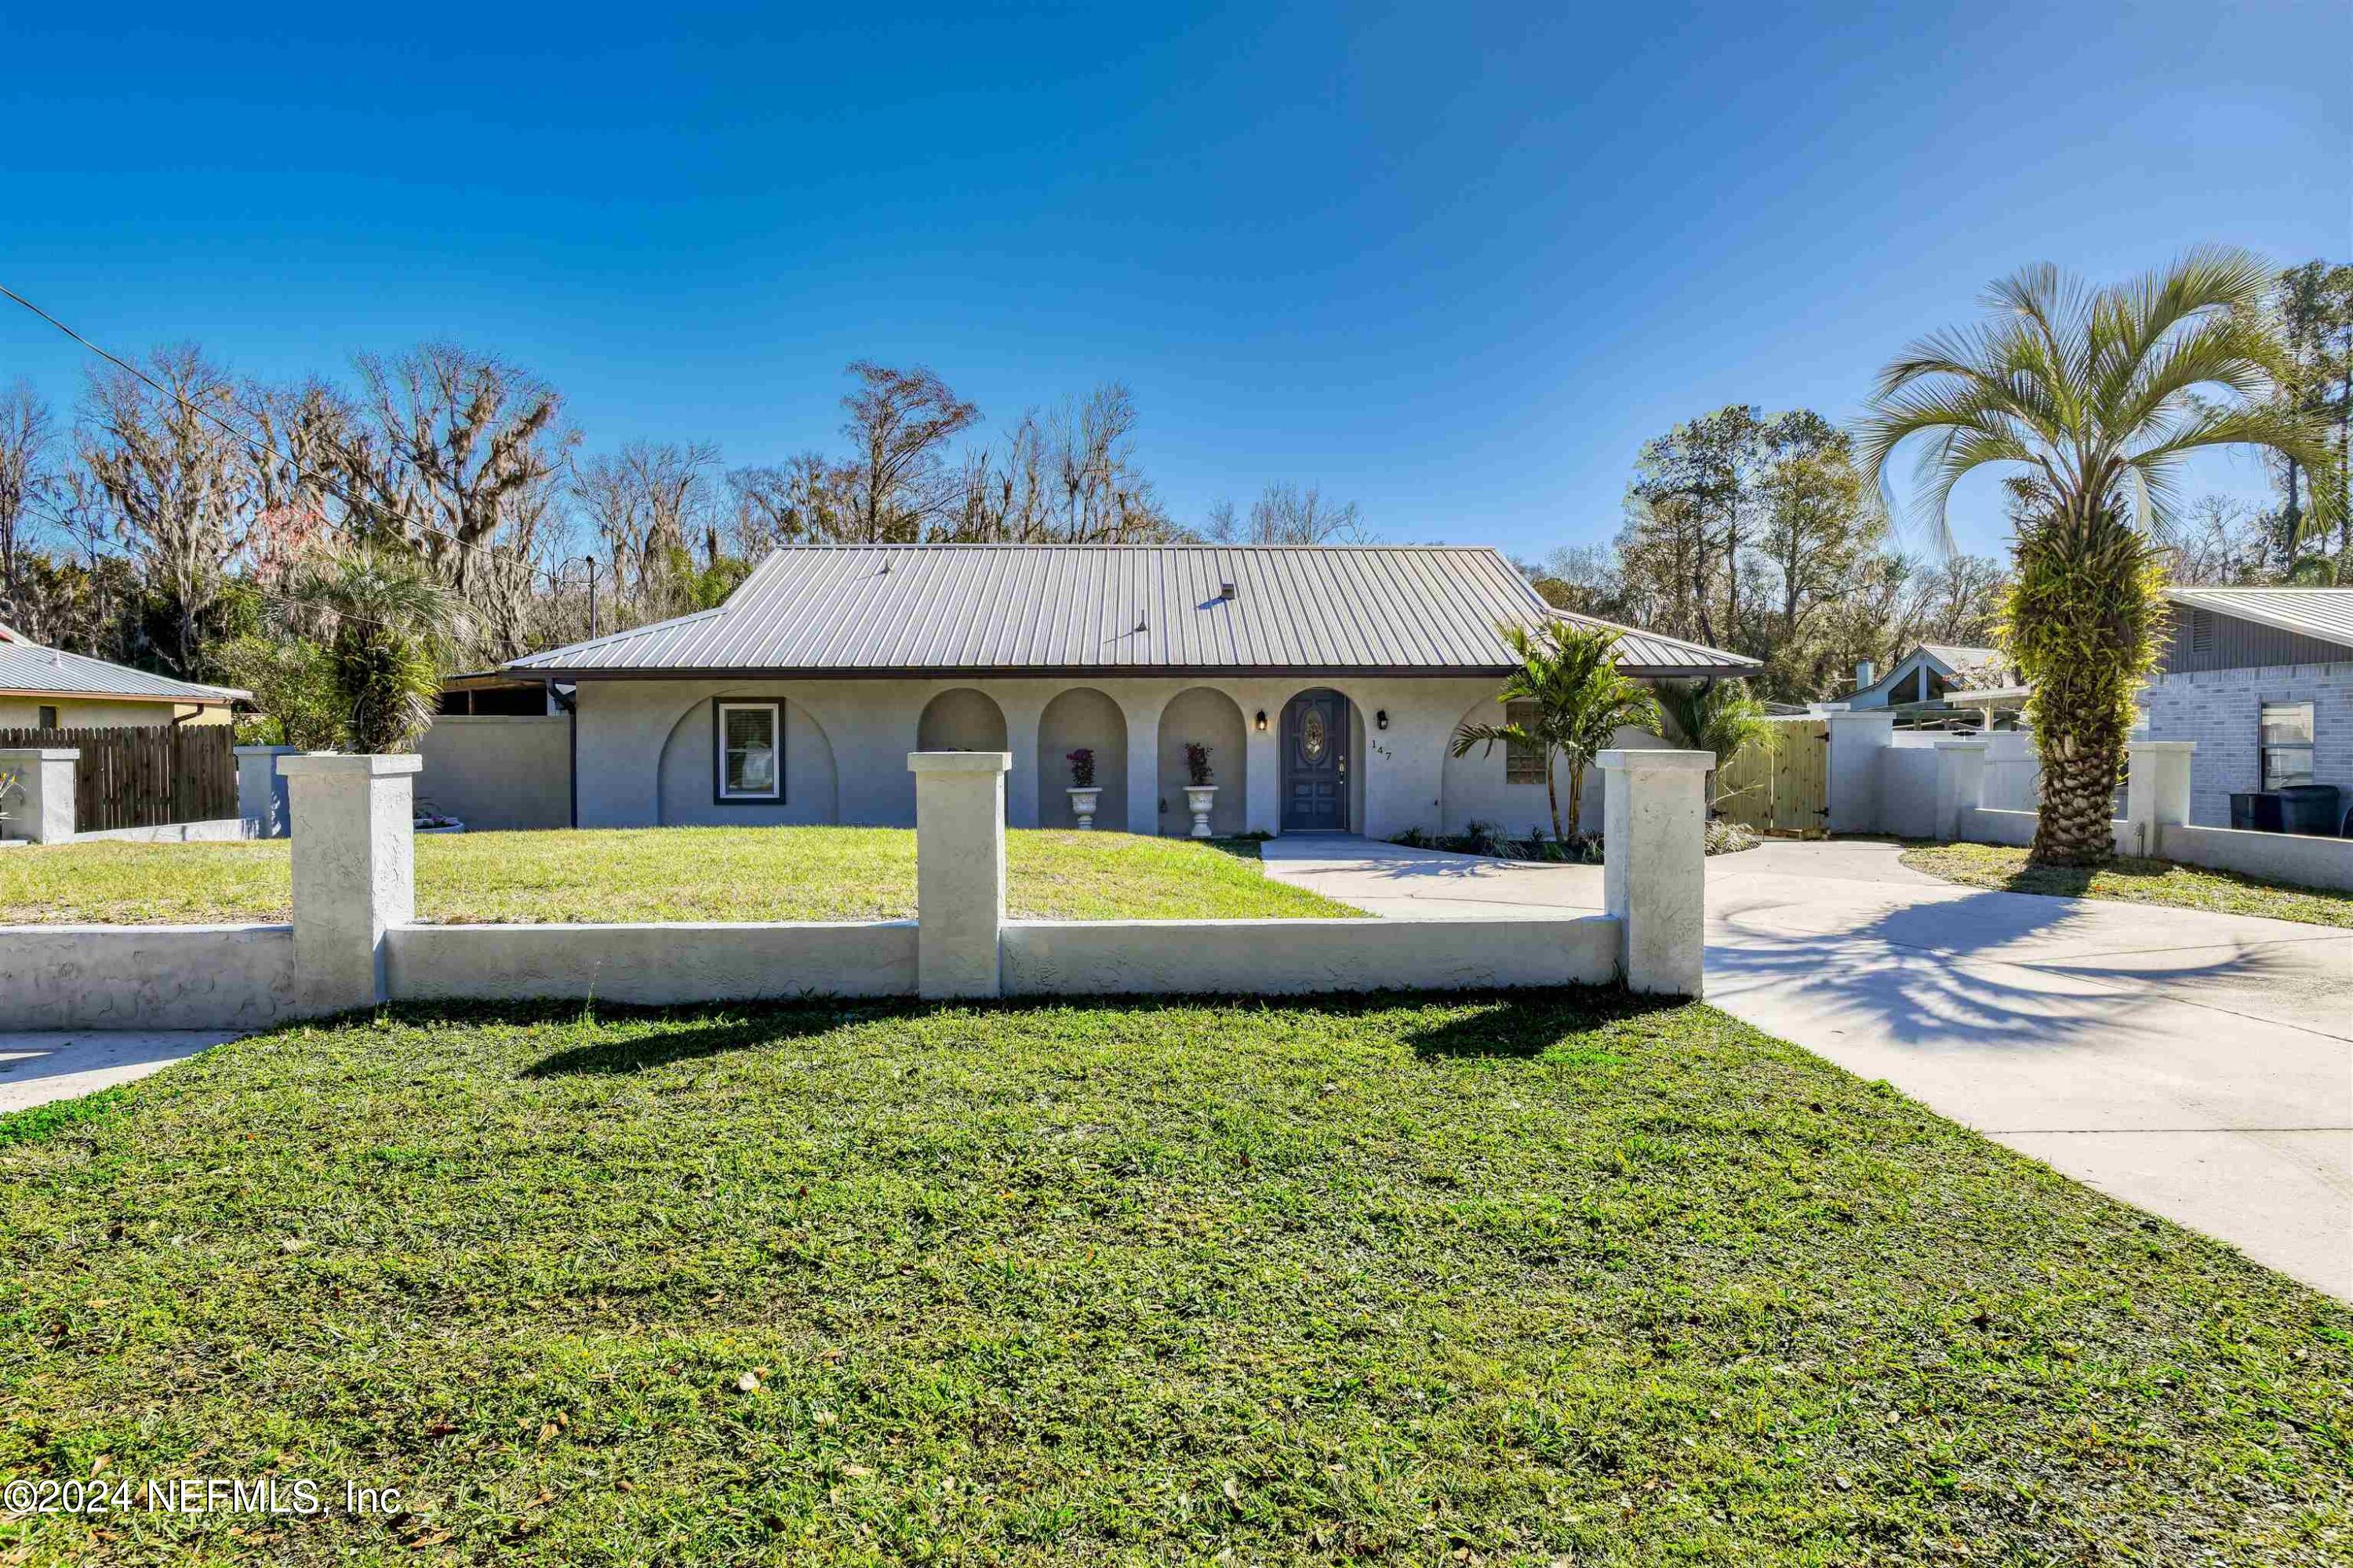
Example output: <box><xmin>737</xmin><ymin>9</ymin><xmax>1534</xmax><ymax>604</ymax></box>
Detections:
<box><xmin>1598</xmin><ymin>748</ymin><xmax>1711</xmax><ymax>997</ymax></box>
<box><xmin>280</xmin><ymin>753</ymin><xmax>420</xmax><ymax>1014</ymax></box>
<box><xmin>910</xmin><ymin>751</ymin><xmax>1010</xmax><ymax>999</ymax></box>
<box><xmin>2124</xmin><ymin>740</ymin><xmax>2195</xmax><ymax>858</ymax></box>
<box><xmin>0</xmin><ymin>748</ymin><xmax>78</xmax><ymax>843</ymax></box>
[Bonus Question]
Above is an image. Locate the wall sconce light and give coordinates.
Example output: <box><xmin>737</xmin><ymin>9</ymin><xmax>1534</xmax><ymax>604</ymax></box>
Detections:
<box><xmin>1254</xmin><ymin>710</ymin><xmax>1267</xmax><ymax>732</ymax></box>
<box><xmin>1375</xmin><ymin>709</ymin><xmax>1389</xmax><ymax>731</ymax></box>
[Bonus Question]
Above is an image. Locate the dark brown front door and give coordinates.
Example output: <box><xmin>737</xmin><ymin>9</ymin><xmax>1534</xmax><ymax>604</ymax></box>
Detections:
<box><xmin>1282</xmin><ymin>691</ymin><xmax>1349</xmax><ymax>831</ymax></box>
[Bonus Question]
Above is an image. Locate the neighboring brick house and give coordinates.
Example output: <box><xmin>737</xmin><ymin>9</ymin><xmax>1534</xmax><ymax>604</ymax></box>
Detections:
<box><xmin>2141</xmin><ymin>588</ymin><xmax>2353</xmax><ymax>831</ymax></box>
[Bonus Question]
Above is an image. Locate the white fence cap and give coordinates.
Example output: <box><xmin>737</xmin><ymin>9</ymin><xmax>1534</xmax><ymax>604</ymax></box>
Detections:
<box><xmin>276</xmin><ymin>752</ymin><xmax>425</xmax><ymax>777</ymax></box>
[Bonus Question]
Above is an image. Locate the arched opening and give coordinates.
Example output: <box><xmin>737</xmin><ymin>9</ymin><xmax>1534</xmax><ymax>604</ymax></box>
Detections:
<box><xmin>1279</xmin><ymin>688</ymin><xmax>1353</xmax><ymax>833</ymax></box>
<box><xmin>1156</xmin><ymin>687</ymin><xmax>1248</xmax><ymax>837</ymax></box>
<box><xmin>916</xmin><ymin>687</ymin><xmax>1009</xmax><ymax>753</ymax></box>
<box><xmin>1036</xmin><ymin>687</ymin><xmax>1127</xmax><ymax>830</ymax></box>
<box><xmin>656</xmin><ymin>692</ymin><xmax>839</xmax><ymax>827</ymax></box>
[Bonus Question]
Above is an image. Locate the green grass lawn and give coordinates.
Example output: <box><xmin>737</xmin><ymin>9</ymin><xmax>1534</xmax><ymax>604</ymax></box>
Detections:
<box><xmin>0</xmin><ymin>827</ymin><xmax>1358</xmax><ymax>925</ymax></box>
<box><xmin>1902</xmin><ymin>841</ymin><xmax>2353</xmax><ymax>929</ymax></box>
<box><xmin>1</xmin><ymin>994</ymin><xmax>2345</xmax><ymax>1564</ymax></box>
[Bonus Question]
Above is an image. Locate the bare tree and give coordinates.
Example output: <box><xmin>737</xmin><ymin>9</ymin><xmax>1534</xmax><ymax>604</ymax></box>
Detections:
<box><xmin>245</xmin><ymin>377</ymin><xmax>352</xmax><ymax>583</ymax></box>
<box><xmin>0</xmin><ymin>382</ymin><xmax>56</xmax><ymax>630</ymax></box>
<box><xmin>570</xmin><ymin>441</ymin><xmax>726</xmax><ymax>626</ymax></box>
<box><xmin>339</xmin><ymin>342</ymin><xmax>569</xmax><ymax>583</ymax></box>
<box><xmin>726</xmin><ymin>454</ymin><xmax>851</xmax><ymax>554</ymax></box>
<box><xmin>79</xmin><ymin>347</ymin><xmax>250</xmax><ymax>677</ymax></box>
<box><xmin>839</xmin><ymin>362</ymin><xmax>978</xmax><ymax>541</ymax></box>
<box><xmin>1206</xmin><ymin>481</ymin><xmax>1366</xmax><ymax>544</ymax></box>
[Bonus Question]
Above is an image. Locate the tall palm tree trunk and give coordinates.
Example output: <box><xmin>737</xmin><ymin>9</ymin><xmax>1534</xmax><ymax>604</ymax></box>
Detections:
<box><xmin>2008</xmin><ymin>502</ymin><xmax>2161</xmax><ymax>866</ymax></box>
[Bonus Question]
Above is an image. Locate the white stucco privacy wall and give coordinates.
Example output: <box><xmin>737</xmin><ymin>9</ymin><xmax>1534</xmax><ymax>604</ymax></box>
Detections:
<box><xmin>1002</xmin><ymin>915</ymin><xmax>1620</xmax><ymax>995</ymax></box>
<box><xmin>416</xmin><ymin>716</ymin><xmax>573</xmax><ymax>831</ymax></box>
<box><xmin>387</xmin><ymin>922</ymin><xmax>918</xmax><ymax>1003</ymax></box>
<box><xmin>0</xmin><ymin>924</ymin><xmax>296</xmax><ymax>1028</ymax></box>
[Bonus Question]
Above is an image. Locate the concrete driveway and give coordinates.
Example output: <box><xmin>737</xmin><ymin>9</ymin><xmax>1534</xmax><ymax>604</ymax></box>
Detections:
<box><xmin>1261</xmin><ymin>835</ymin><xmax>2353</xmax><ymax>1300</ymax></box>
<box><xmin>0</xmin><ymin>1032</ymin><xmax>236</xmax><ymax>1115</ymax></box>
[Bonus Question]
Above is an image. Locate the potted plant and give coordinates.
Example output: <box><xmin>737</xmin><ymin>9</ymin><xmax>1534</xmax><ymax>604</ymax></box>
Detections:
<box><xmin>1182</xmin><ymin>742</ymin><xmax>1217</xmax><ymax>839</ymax></box>
<box><xmin>1065</xmin><ymin>748</ymin><xmax>1102</xmax><ymax>830</ymax></box>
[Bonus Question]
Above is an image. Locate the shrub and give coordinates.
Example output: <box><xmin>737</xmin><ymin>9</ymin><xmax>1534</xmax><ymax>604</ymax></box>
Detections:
<box><xmin>1067</xmin><ymin>748</ymin><xmax>1096</xmax><ymax>788</ymax></box>
<box><xmin>1184</xmin><ymin>743</ymin><xmax>1214</xmax><ymax>787</ymax></box>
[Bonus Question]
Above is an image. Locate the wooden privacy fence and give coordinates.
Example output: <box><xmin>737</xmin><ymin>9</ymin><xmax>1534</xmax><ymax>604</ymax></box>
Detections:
<box><xmin>0</xmin><ymin>726</ymin><xmax>236</xmax><ymax>831</ymax></box>
<box><xmin>1714</xmin><ymin>719</ymin><xmax>1829</xmax><ymax>835</ymax></box>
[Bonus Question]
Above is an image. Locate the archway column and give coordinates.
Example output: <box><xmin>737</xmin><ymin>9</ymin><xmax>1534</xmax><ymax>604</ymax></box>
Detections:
<box><xmin>1235</xmin><ymin>681</ymin><xmax>1283</xmax><ymax>835</ymax></box>
<box><xmin>1122</xmin><ymin>696</ymin><xmax>1165</xmax><ymax>835</ymax></box>
<box><xmin>1000</xmin><ymin>691</ymin><xmax>1047</xmax><ymax>828</ymax></box>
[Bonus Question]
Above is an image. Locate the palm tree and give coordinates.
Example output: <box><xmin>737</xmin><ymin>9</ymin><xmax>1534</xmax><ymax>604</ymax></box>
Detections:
<box><xmin>1857</xmin><ymin>249</ymin><xmax>2341</xmax><ymax>865</ymax></box>
<box><xmin>1655</xmin><ymin>678</ymin><xmax>1772</xmax><ymax>815</ymax></box>
<box><xmin>1453</xmin><ymin>620</ymin><xmax>1660</xmax><ymax>841</ymax></box>
<box><xmin>278</xmin><ymin>545</ymin><xmax>456</xmax><ymax>754</ymax></box>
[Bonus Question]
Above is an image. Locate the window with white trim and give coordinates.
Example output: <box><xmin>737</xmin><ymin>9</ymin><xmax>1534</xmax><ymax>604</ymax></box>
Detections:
<box><xmin>1504</xmin><ymin>700</ymin><xmax>1547</xmax><ymax>784</ymax></box>
<box><xmin>716</xmin><ymin>701</ymin><xmax>784</xmax><ymax>801</ymax></box>
<box><xmin>2260</xmin><ymin>700</ymin><xmax>2315</xmax><ymax>790</ymax></box>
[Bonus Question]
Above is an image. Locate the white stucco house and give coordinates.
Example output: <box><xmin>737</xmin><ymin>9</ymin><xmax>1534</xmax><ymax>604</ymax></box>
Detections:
<box><xmin>503</xmin><ymin>544</ymin><xmax>1755</xmax><ymax>839</ymax></box>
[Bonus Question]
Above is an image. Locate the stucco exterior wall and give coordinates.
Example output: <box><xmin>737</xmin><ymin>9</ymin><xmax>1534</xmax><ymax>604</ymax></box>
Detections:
<box><xmin>572</xmin><ymin>674</ymin><xmax>1597</xmax><ymax>839</ymax></box>
<box><xmin>1002</xmin><ymin>914</ymin><xmax>1620</xmax><ymax>995</ymax></box>
<box><xmin>0</xmin><ymin>697</ymin><xmax>227</xmax><ymax>729</ymax></box>
<box><xmin>2139</xmin><ymin>662</ymin><xmax>2353</xmax><ymax>828</ymax></box>
<box><xmin>416</xmin><ymin>715</ymin><xmax>574</xmax><ymax>831</ymax></box>
<box><xmin>387</xmin><ymin>921</ymin><xmax>918</xmax><ymax>1002</ymax></box>
<box><xmin>0</xmin><ymin>923</ymin><xmax>296</xmax><ymax>1028</ymax></box>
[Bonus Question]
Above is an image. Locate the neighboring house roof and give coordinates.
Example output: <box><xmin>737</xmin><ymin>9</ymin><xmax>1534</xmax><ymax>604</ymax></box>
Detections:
<box><xmin>506</xmin><ymin>544</ymin><xmax>1759</xmax><ymax>680</ymax></box>
<box><xmin>2166</xmin><ymin>587</ymin><xmax>2353</xmax><ymax>653</ymax></box>
<box><xmin>0</xmin><ymin>620</ymin><xmax>24</xmax><ymax>646</ymax></box>
<box><xmin>1842</xmin><ymin>642</ymin><xmax>2016</xmax><ymax>706</ymax></box>
<box><xmin>0</xmin><ymin>641</ymin><xmax>248</xmax><ymax>705</ymax></box>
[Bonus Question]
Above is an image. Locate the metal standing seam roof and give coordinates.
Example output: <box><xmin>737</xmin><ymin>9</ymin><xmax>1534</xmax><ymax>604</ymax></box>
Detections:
<box><xmin>0</xmin><ymin>642</ymin><xmax>249</xmax><ymax>704</ymax></box>
<box><xmin>2166</xmin><ymin>587</ymin><xmax>2353</xmax><ymax>652</ymax></box>
<box><xmin>504</xmin><ymin>544</ymin><xmax>1760</xmax><ymax>679</ymax></box>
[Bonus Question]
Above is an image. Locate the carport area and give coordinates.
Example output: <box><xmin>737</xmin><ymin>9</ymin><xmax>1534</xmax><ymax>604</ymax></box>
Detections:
<box><xmin>1260</xmin><ymin>835</ymin><xmax>2353</xmax><ymax>1299</ymax></box>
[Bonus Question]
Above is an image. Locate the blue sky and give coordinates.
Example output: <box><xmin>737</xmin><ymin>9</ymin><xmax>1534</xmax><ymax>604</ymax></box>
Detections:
<box><xmin>2</xmin><ymin>2</ymin><xmax>2344</xmax><ymax>560</ymax></box>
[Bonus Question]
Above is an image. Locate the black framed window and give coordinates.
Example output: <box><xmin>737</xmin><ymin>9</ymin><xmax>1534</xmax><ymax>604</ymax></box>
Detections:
<box><xmin>715</xmin><ymin>701</ymin><xmax>784</xmax><ymax>802</ymax></box>
<box><xmin>37</xmin><ymin>705</ymin><xmax>58</xmax><ymax>729</ymax></box>
<box><xmin>2260</xmin><ymin>700</ymin><xmax>2315</xmax><ymax>790</ymax></box>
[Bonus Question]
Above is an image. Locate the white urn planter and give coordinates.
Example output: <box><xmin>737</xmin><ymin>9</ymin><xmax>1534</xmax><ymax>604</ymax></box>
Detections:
<box><xmin>1066</xmin><ymin>786</ymin><xmax>1103</xmax><ymax>830</ymax></box>
<box><xmin>1184</xmin><ymin>785</ymin><xmax>1217</xmax><ymax>839</ymax></box>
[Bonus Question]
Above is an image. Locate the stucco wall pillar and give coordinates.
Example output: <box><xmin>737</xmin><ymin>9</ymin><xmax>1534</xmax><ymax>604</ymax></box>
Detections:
<box><xmin>1122</xmin><ymin>699</ymin><xmax>1163</xmax><ymax>835</ymax></box>
<box><xmin>236</xmin><ymin>744</ymin><xmax>297</xmax><ymax>838</ymax></box>
<box><xmin>280</xmin><ymin>753</ymin><xmax>420</xmax><ymax>1014</ymax></box>
<box><xmin>1931</xmin><ymin>739</ymin><xmax>1989</xmax><ymax>842</ymax></box>
<box><xmin>1241</xmin><ymin>693</ymin><xmax>1281</xmax><ymax>835</ymax></box>
<box><xmin>2126</xmin><ymin>740</ymin><xmax>2195</xmax><ymax>857</ymax></box>
<box><xmin>1824</xmin><ymin>711</ymin><xmax>1895</xmax><ymax>835</ymax></box>
<box><xmin>910</xmin><ymin>751</ymin><xmax>1007</xmax><ymax>999</ymax></box>
<box><xmin>1599</xmin><ymin>748</ymin><xmax>1709</xmax><ymax>997</ymax></box>
<box><xmin>0</xmin><ymin>748</ymin><xmax>78</xmax><ymax>843</ymax></box>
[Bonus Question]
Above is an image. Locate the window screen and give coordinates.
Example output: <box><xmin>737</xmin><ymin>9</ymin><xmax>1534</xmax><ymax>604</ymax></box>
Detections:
<box><xmin>1504</xmin><ymin>700</ymin><xmax>1546</xmax><ymax>784</ymax></box>
<box><xmin>716</xmin><ymin>702</ymin><xmax>783</xmax><ymax>801</ymax></box>
<box><xmin>37</xmin><ymin>706</ymin><xmax>58</xmax><ymax>729</ymax></box>
<box><xmin>2260</xmin><ymin>700</ymin><xmax>2315</xmax><ymax>791</ymax></box>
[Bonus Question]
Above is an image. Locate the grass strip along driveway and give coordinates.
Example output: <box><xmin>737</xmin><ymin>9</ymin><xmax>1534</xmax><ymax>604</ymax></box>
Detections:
<box><xmin>0</xmin><ymin>826</ymin><xmax>1359</xmax><ymax>925</ymax></box>
<box><xmin>1</xmin><ymin>992</ymin><xmax>2345</xmax><ymax>1563</ymax></box>
<box><xmin>1903</xmin><ymin>841</ymin><xmax>2353</xmax><ymax>930</ymax></box>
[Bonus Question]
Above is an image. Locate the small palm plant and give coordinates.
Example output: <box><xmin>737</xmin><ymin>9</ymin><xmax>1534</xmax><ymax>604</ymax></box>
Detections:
<box><xmin>1858</xmin><ymin>248</ymin><xmax>2341</xmax><ymax>864</ymax></box>
<box><xmin>278</xmin><ymin>545</ymin><xmax>457</xmax><ymax>755</ymax></box>
<box><xmin>1453</xmin><ymin>620</ymin><xmax>1660</xmax><ymax>841</ymax></box>
<box><xmin>1655</xmin><ymin>678</ymin><xmax>1772</xmax><ymax>816</ymax></box>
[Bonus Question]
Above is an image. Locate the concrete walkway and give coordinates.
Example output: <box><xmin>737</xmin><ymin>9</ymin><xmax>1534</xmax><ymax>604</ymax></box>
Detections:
<box><xmin>1262</xmin><ymin>835</ymin><xmax>2353</xmax><ymax>1300</ymax></box>
<box><xmin>0</xmin><ymin>1032</ymin><xmax>236</xmax><ymax>1115</ymax></box>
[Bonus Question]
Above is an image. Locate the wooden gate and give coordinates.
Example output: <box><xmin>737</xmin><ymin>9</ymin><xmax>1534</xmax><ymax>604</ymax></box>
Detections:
<box><xmin>1714</xmin><ymin>719</ymin><xmax>1828</xmax><ymax>835</ymax></box>
<box><xmin>0</xmin><ymin>725</ymin><xmax>236</xmax><ymax>831</ymax></box>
